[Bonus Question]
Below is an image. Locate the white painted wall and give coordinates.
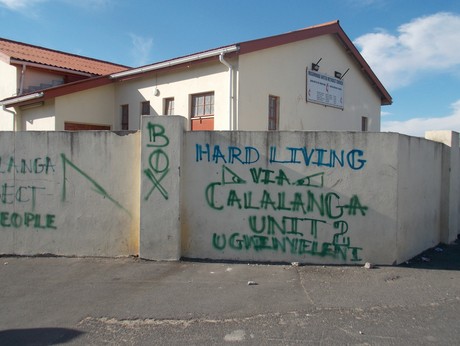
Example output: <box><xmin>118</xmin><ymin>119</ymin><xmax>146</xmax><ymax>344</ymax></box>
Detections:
<box><xmin>395</xmin><ymin>135</ymin><xmax>442</xmax><ymax>262</ymax></box>
<box><xmin>3</xmin><ymin>35</ymin><xmax>384</xmax><ymax>133</ymax></box>
<box><xmin>140</xmin><ymin>116</ymin><xmax>186</xmax><ymax>260</ymax></box>
<box><xmin>148</xmin><ymin>122</ymin><xmax>451</xmax><ymax>265</ymax></box>
<box><xmin>238</xmin><ymin>35</ymin><xmax>382</xmax><ymax>131</ymax></box>
<box><xmin>181</xmin><ymin>131</ymin><xmax>399</xmax><ymax>264</ymax></box>
<box><xmin>425</xmin><ymin>131</ymin><xmax>460</xmax><ymax>243</ymax></box>
<box><xmin>0</xmin><ymin>131</ymin><xmax>140</xmax><ymax>256</ymax></box>
<box><xmin>114</xmin><ymin>61</ymin><xmax>230</xmax><ymax>130</ymax></box>
<box><xmin>20</xmin><ymin>100</ymin><xmax>56</xmax><ymax>131</ymax></box>
<box><xmin>55</xmin><ymin>85</ymin><xmax>115</xmax><ymax>130</ymax></box>
<box><xmin>0</xmin><ymin>118</ymin><xmax>457</xmax><ymax>264</ymax></box>
<box><xmin>0</xmin><ymin>59</ymin><xmax>18</xmax><ymax>130</ymax></box>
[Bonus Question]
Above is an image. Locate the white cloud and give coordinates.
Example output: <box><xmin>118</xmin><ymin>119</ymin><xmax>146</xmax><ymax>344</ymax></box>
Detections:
<box><xmin>129</xmin><ymin>34</ymin><xmax>153</xmax><ymax>66</ymax></box>
<box><xmin>382</xmin><ymin>99</ymin><xmax>460</xmax><ymax>137</ymax></box>
<box><xmin>354</xmin><ymin>12</ymin><xmax>460</xmax><ymax>90</ymax></box>
<box><xmin>0</xmin><ymin>0</ymin><xmax>45</xmax><ymax>11</ymax></box>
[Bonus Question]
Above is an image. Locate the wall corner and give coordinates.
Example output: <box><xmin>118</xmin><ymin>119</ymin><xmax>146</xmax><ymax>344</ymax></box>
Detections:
<box><xmin>425</xmin><ymin>130</ymin><xmax>459</xmax><ymax>243</ymax></box>
<box><xmin>139</xmin><ymin>115</ymin><xmax>187</xmax><ymax>260</ymax></box>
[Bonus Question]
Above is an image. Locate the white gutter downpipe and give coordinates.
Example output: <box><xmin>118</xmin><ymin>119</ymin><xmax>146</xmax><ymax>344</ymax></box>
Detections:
<box><xmin>219</xmin><ymin>53</ymin><xmax>233</xmax><ymax>130</ymax></box>
<box><xmin>2</xmin><ymin>105</ymin><xmax>17</xmax><ymax>131</ymax></box>
<box><xmin>1</xmin><ymin>92</ymin><xmax>44</xmax><ymax>131</ymax></box>
<box><xmin>19</xmin><ymin>64</ymin><xmax>26</xmax><ymax>95</ymax></box>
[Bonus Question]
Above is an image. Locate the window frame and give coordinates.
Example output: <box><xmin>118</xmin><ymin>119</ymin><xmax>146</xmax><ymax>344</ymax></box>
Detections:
<box><xmin>191</xmin><ymin>92</ymin><xmax>214</xmax><ymax>118</ymax></box>
<box><xmin>361</xmin><ymin>116</ymin><xmax>369</xmax><ymax>132</ymax></box>
<box><xmin>141</xmin><ymin>101</ymin><xmax>150</xmax><ymax>115</ymax></box>
<box><xmin>164</xmin><ymin>97</ymin><xmax>175</xmax><ymax>115</ymax></box>
<box><xmin>268</xmin><ymin>95</ymin><xmax>279</xmax><ymax>131</ymax></box>
<box><xmin>121</xmin><ymin>104</ymin><xmax>129</xmax><ymax>130</ymax></box>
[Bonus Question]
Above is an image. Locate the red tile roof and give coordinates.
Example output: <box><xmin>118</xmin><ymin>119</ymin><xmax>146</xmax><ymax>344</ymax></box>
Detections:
<box><xmin>0</xmin><ymin>37</ymin><xmax>129</xmax><ymax>75</ymax></box>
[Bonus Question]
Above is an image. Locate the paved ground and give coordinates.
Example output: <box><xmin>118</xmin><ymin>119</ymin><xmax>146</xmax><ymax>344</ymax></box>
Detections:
<box><xmin>0</xmin><ymin>240</ymin><xmax>459</xmax><ymax>345</ymax></box>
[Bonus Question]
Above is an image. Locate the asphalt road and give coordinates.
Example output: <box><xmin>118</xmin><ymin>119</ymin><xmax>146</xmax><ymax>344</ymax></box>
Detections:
<box><xmin>0</xmin><ymin>241</ymin><xmax>459</xmax><ymax>345</ymax></box>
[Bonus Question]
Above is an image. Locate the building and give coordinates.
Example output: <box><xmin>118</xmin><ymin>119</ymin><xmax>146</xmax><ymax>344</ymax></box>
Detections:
<box><xmin>0</xmin><ymin>37</ymin><xmax>128</xmax><ymax>130</ymax></box>
<box><xmin>1</xmin><ymin>21</ymin><xmax>391</xmax><ymax>132</ymax></box>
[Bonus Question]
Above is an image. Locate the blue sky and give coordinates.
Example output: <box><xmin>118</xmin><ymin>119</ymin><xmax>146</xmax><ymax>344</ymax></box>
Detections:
<box><xmin>1</xmin><ymin>0</ymin><xmax>460</xmax><ymax>136</ymax></box>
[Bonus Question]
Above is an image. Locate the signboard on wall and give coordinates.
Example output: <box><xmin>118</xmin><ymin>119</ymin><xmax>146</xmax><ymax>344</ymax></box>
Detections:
<box><xmin>306</xmin><ymin>70</ymin><xmax>344</xmax><ymax>109</ymax></box>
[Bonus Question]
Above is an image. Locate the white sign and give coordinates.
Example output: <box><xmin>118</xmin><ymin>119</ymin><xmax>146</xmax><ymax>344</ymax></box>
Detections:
<box><xmin>306</xmin><ymin>70</ymin><xmax>344</xmax><ymax>109</ymax></box>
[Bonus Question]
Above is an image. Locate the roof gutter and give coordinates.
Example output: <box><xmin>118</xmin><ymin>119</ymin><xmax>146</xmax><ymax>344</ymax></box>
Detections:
<box><xmin>10</xmin><ymin>59</ymin><xmax>94</xmax><ymax>77</ymax></box>
<box><xmin>110</xmin><ymin>45</ymin><xmax>239</xmax><ymax>79</ymax></box>
<box><xmin>0</xmin><ymin>91</ymin><xmax>44</xmax><ymax>107</ymax></box>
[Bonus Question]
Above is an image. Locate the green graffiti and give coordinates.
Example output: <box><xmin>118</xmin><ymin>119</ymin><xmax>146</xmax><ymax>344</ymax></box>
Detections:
<box><xmin>212</xmin><ymin>232</ymin><xmax>362</xmax><ymax>261</ymax></box>
<box><xmin>0</xmin><ymin>156</ymin><xmax>56</xmax><ymax>175</ymax></box>
<box><xmin>61</xmin><ymin>154</ymin><xmax>131</xmax><ymax>217</ymax></box>
<box><xmin>205</xmin><ymin>182</ymin><xmax>223</xmax><ymax>210</ymax></box>
<box><xmin>342</xmin><ymin>195</ymin><xmax>368</xmax><ymax>216</ymax></box>
<box><xmin>0</xmin><ymin>211</ymin><xmax>56</xmax><ymax>229</ymax></box>
<box><xmin>147</xmin><ymin>122</ymin><xmax>169</xmax><ymax>147</ymax></box>
<box><xmin>143</xmin><ymin>122</ymin><xmax>170</xmax><ymax>200</ymax></box>
<box><xmin>204</xmin><ymin>183</ymin><xmax>362</xmax><ymax>220</ymax></box>
<box><xmin>206</xmin><ymin>165</ymin><xmax>367</xmax><ymax>262</ymax></box>
<box><xmin>1</xmin><ymin>183</ymin><xmax>45</xmax><ymax>211</ymax></box>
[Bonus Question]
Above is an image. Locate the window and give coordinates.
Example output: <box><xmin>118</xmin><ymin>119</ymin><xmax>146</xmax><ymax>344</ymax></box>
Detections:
<box><xmin>141</xmin><ymin>101</ymin><xmax>150</xmax><ymax>115</ymax></box>
<box><xmin>361</xmin><ymin>116</ymin><xmax>368</xmax><ymax>131</ymax></box>
<box><xmin>268</xmin><ymin>95</ymin><xmax>279</xmax><ymax>130</ymax></box>
<box><xmin>164</xmin><ymin>97</ymin><xmax>175</xmax><ymax>115</ymax></box>
<box><xmin>121</xmin><ymin>104</ymin><xmax>129</xmax><ymax>130</ymax></box>
<box><xmin>191</xmin><ymin>92</ymin><xmax>214</xmax><ymax>117</ymax></box>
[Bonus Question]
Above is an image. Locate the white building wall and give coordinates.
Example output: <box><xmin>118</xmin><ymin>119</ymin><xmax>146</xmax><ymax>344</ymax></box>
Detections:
<box><xmin>0</xmin><ymin>59</ymin><xmax>18</xmax><ymax>130</ymax></box>
<box><xmin>55</xmin><ymin>85</ymin><xmax>115</xmax><ymax>130</ymax></box>
<box><xmin>20</xmin><ymin>100</ymin><xmax>56</xmax><ymax>131</ymax></box>
<box><xmin>114</xmin><ymin>61</ymin><xmax>230</xmax><ymax>130</ymax></box>
<box><xmin>237</xmin><ymin>35</ymin><xmax>382</xmax><ymax>131</ymax></box>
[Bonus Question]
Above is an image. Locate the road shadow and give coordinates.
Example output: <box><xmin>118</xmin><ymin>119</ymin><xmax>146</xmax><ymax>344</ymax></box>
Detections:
<box><xmin>400</xmin><ymin>237</ymin><xmax>460</xmax><ymax>270</ymax></box>
<box><xmin>0</xmin><ymin>328</ymin><xmax>84</xmax><ymax>346</ymax></box>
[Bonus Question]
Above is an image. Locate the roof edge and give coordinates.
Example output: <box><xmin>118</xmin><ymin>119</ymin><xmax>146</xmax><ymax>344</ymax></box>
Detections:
<box><xmin>110</xmin><ymin>45</ymin><xmax>239</xmax><ymax>79</ymax></box>
<box><xmin>0</xmin><ymin>36</ymin><xmax>130</xmax><ymax>70</ymax></box>
<box><xmin>0</xmin><ymin>92</ymin><xmax>44</xmax><ymax>107</ymax></box>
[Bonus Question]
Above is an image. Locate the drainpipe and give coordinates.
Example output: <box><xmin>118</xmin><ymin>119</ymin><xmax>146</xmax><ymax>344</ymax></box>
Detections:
<box><xmin>219</xmin><ymin>53</ymin><xmax>233</xmax><ymax>130</ymax></box>
<box><xmin>19</xmin><ymin>64</ymin><xmax>26</xmax><ymax>95</ymax></box>
<box><xmin>2</xmin><ymin>105</ymin><xmax>17</xmax><ymax>131</ymax></box>
<box><xmin>1</xmin><ymin>92</ymin><xmax>44</xmax><ymax>131</ymax></box>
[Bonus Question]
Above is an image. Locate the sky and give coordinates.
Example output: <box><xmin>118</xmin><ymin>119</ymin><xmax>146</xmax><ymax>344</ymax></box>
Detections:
<box><xmin>1</xmin><ymin>0</ymin><xmax>460</xmax><ymax>137</ymax></box>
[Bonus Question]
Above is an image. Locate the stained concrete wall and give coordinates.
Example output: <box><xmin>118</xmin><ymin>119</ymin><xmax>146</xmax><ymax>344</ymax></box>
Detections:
<box><xmin>1</xmin><ymin>117</ymin><xmax>458</xmax><ymax>265</ymax></box>
<box><xmin>0</xmin><ymin>131</ymin><xmax>140</xmax><ymax>256</ymax></box>
<box><xmin>181</xmin><ymin>131</ymin><xmax>403</xmax><ymax>264</ymax></box>
<box><xmin>139</xmin><ymin>116</ymin><xmax>455</xmax><ymax>265</ymax></box>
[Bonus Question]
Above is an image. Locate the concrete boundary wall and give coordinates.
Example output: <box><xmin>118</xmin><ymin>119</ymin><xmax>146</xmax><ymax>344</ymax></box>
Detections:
<box><xmin>0</xmin><ymin>131</ymin><xmax>140</xmax><ymax>257</ymax></box>
<box><xmin>140</xmin><ymin>116</ymin><xmax>458</xmax><ymax>265</ymax></box>
<box><xmin>1</xmin><ymin>116</ymin><xmax>458</xmax><ymax>265</ymax></box>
